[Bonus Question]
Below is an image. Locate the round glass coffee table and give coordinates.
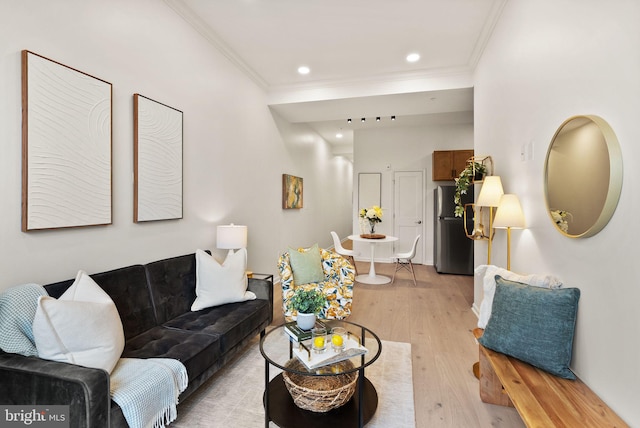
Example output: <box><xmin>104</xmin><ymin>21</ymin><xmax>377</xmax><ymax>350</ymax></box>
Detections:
<box><xmin>260</xmin><ymin>320</ymin><xmax>382</xmax><ymax>428</ymax></box>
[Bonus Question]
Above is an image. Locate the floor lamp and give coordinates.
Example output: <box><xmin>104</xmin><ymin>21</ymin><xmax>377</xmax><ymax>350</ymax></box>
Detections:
<box><xmin>475</xmin><ymin>176</ymin><xmax>504</xmax><ymax>265</ymax></box>
<box><xmin>471</xmin><ymin>176</ymin><xmax>504</xmax><ymax>380</ymax></box>
<box><xmin>493</xmin><ymin>194</ymin><xmax>525</xmax><ymax>271</ymax></box>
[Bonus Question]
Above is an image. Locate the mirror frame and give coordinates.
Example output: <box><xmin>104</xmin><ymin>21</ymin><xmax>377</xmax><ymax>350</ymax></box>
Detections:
<box><xmin>543</xmin><ymin>115</ymin><xmax>623</xmax><ymax>238</ymax></box>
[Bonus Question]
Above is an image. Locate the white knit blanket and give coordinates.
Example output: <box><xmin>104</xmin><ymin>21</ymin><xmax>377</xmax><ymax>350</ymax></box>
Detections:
<box><xmin>0</xmin><ymin>283</ymin><xmax>48</xmax><ymax>356</ymax></box>
<box><xmin>110</xmin><ymin>358</ymin><xmax>188</xmax><ymax>428</ymax></box>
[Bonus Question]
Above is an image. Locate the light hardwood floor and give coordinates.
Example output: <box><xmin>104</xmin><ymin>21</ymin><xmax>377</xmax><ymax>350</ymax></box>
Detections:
<box><xmin>271</xmin><ymin>261</ymin><xmax>525</xmax><ymax>428</ymax></box>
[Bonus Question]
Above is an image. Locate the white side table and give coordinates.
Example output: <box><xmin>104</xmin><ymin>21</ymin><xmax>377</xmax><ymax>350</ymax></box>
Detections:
<box><xmin>348</xmin><ymin>234</ymin><xmax>398</xmax><ymax>284</ymax></box>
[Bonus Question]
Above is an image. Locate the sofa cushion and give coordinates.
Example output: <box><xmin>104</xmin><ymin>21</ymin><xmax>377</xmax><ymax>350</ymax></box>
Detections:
<box><xmin>144</xmin><ymin>253</ymin><xmax>198</xmax><ymax>325</ymax></box>
<box><xmin>475</xmin><ymin>264</ymin><xmax>562</xmax><ymax>329</ymax></box>
<box><xmin>123</xmin><ymin>326</ymin><xmax>222</xmax><ymax>383</ymax></box>
<box><xmin>288</xmin><ymin>244</ymin><xmax>325</xmax><ymax>285</ymax></box>
<box><xmin>44</xmin><ymin>265</ymin><xmax>156</xmax><ymax>340</ymax></box>
<box><xmin>191</xmin><ymin>249</ymin><xmax>256</xmax><ymax>311</ymax></box>
<box><xmin>33</xmin><ymin>271</ymin><xmax>125</xmax><ymax>373</ymax></box>
<box><xmin>479</xmin><ymin>275</ymin><xmax>580</xmax><ymax>379</ymax></box>
<box><xmin>162</xmin><ymin>299</ymin><xmax>270</xmax><ymax>353</ymax></box>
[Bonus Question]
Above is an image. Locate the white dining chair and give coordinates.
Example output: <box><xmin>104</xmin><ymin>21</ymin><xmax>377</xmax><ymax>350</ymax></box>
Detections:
<box><xmin>330</xmin><ymin>231</ymin><xmax>358</xmax><ymax>275</ymax></box>
<box><xmin>391</xmin><ymin>235</ymin><xmax>421</xmax><ymax>286</ymax></box>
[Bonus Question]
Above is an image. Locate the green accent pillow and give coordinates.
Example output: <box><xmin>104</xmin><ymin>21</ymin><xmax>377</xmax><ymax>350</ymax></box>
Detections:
<box><xmin>288</xmin><ymin>244</ymin><xmax>325</xmax><ymax>285</ymax></box>
<box><xmin>478</xmin><ymin>275</ymin><xmax>580</xmax><ymax>379</ymax></box>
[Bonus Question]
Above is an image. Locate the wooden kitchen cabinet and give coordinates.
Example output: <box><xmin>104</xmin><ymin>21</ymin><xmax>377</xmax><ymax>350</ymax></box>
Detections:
<box><xmin>432</xmin><ymin>150</ymin><xmax>474</xmax><ymax>181</ymax></box>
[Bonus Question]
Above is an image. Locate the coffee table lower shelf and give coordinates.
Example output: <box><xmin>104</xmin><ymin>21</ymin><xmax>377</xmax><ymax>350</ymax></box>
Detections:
<box><xmin>264</xmin><ymin>373</ymin><xmax>378</xmax><ymax>428</ymax></box>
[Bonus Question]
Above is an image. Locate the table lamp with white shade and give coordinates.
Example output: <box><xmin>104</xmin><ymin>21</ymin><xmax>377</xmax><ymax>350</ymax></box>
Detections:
<box><xmin>493</xmin><ymin>194</ymin><xmax>525</xmax><ymax>271</ymax></box>
<box><xmin>216</xmin><ymin>224</ymin><xmax>248</xmax><ymax>256</ymax></box>
<box><xmin>475</xmin><ymin>176</ymin><xmax>504</xmax><ymax>264</ymax></box>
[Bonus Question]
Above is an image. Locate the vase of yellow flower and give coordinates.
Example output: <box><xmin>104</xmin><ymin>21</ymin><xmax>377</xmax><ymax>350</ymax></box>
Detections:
<box><xmin>550</xmin><ymin>209</ymin><xmax>573</xmax><ymax>233</ymax></box>
<box><xmin>359</xmin><ymin>205</ymin><xmax>383</xmax><ymax>236</ymax></box>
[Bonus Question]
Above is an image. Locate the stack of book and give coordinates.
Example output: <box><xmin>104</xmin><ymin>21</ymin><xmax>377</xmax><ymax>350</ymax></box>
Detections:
<box><xmin>283</xmin><ymin>320</ymin><xmax>327</xmax><ymax>342</ymax></box>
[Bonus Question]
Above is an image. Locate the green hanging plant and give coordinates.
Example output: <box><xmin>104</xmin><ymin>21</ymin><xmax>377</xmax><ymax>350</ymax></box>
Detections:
<box><xmin>454</xmin><ymin>162</ymin><xmax>487</xmax><ymax>217</ymax></box>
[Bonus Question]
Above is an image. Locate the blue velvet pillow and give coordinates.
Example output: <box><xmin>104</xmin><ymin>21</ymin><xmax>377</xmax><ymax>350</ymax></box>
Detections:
<box><xmin>478</xmin><ymin>275</ymin><xmax>580</xmax><ymax>379</ymax></box>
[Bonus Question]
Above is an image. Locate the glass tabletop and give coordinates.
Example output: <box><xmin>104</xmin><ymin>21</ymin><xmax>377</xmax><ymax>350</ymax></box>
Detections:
<box><xmin>260</xmin><ymin>320</ymin><xmax>382</xmax><ymax>376</ymax></box>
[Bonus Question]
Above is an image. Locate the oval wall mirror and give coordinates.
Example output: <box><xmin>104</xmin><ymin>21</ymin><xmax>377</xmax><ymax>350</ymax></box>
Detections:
<box><xmin>544</xmin><ymin>115</ymin><xmax>623</xmax><ymax>238</ymax></box>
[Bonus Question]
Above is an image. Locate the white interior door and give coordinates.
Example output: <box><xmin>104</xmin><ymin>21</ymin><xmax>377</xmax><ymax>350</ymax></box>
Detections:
<box><xmin>394</xmin><ymin>171</ymin><xmax>424</xmax><ymax>264</ymax></box>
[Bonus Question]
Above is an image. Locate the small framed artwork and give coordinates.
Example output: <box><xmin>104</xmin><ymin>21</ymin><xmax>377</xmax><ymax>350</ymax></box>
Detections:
<box><xmin>282</xmin><ymin>174</ymin><xmax>303</xmax><ymax>209</ymax></box>
<box><xmin>134</xmin><ymin>94</ymin><xmax>183</xmax><ymax>222</ymax></box>
<box><xmin>22</xmin><ymin>50</ymin><xmax>112</xmax><ymax>231</ymax></box>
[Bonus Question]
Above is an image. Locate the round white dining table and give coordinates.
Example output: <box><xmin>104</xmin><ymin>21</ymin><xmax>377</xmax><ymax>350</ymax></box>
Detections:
<box><xmin>348</xmin><ymin>234</ymin><xmax>399</xmax><ymax>284</ymax></box>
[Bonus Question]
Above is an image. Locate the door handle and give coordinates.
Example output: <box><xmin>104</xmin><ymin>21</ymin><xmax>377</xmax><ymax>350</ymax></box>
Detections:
<box><xmin>415</xmin><ymin>220</ymin><xmax>422</xmax><ymax>224</ymax></box>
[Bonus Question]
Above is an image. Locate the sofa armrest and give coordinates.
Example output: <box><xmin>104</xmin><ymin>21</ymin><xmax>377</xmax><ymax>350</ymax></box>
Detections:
<box><xmin>0</xmin><ymin>351</ymin><xmax>110</xmax><ymax>428</ymax></box>
<box><xmin>248</xmin><ymin>277</ymin><xmax>273</xmax><ymax>324</ymax></box>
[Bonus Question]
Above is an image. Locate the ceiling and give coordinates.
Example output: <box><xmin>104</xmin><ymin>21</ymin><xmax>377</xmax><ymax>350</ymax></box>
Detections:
<box><xmin>166</xmin><ymin>0</ymin><xmax>507</xmax><ymax>152</ymax></box>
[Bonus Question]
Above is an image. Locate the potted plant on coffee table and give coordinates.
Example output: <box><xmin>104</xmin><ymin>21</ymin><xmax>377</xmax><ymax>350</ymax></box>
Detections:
<box><xmin>290</xmin><ymin>289</ymin><xmax>327</xmax><ymax>330</ymax></box>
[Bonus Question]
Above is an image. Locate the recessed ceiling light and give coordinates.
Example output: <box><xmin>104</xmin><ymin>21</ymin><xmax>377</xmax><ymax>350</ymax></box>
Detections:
<box><xmin>406</xmin><ymin>53</ymin><xmax>420</xmax><ymax>63</ymax></box>
<box><xmin>297</xmin><ymin>66</ymin><xmax>310</xmax><ymax>75</ymax></box>
<box><xmin>336</xmin><ymin>133</ymin><xmax>343</xmax><ymax>139</ymax></box>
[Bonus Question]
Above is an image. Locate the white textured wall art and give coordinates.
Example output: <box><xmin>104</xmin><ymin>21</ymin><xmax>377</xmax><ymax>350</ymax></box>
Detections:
<box><xmin>134</xmin><ymin>94</ymin><xmax>183</xmax><ymax>222</ymax></box>
<box><xmin>22</xmin><ymin>50</ymin><xmax>112</xmax><ymax>231</ymax></box>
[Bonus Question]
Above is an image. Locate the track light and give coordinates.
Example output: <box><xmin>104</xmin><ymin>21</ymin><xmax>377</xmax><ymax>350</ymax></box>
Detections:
<box><xmin>347</xmin><ymin>115</ymin><xmax>396</xmax><ymax>123</ymax></box>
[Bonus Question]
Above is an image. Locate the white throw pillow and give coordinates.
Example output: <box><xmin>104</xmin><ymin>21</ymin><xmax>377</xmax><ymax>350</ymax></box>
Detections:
<box><xmin>191</xmin><ymin>248</ymin><xmax>256</xmax><ymax>311</ymax></box>
<box><xmin>33</xmin><ymin>270</ymin><xmax>125</xmax><ymax>373</ymax></box>
<box><xmin>475</xmin><ymin>264</ymin><xmax>563</xmax><ymax>329</ymax></box>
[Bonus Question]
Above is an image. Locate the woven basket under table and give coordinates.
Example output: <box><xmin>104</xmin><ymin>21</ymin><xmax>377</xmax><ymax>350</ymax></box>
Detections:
<box><xmin>282</xmin><ymin>358</ymin><xmax>358</xmax><ymax>413</ymax></box>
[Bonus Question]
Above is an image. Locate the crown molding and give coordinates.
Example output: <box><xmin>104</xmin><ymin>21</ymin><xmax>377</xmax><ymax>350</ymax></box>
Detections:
<box><xmin>267</xmin><ymin>66</ymin><xmax>474</xmax><ymax>107</ymax></box>
<box><xmin>163</xmin><ymin>0</ymin><xmax>269</xmax><ymax>90</ymax></box>
<box><xmin>468</xmin><ymin>0</ymin><xmax>509</xmax><ymax>69</ymax></box>
<box><xmin>268</xmin><ymin>65</ymin><xmax>473</xmax><ymax>96</ymax></box>
<box><xmin>164</xmin><ymin>0</ymin><xmax>503</xmax><ymax>103</ymax></box>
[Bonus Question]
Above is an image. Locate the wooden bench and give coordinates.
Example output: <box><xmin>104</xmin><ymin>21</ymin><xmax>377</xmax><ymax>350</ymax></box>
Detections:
<box><xmin>473</xmin><ymin>328</ymin><xmax>628</xmax><ymax>427</ymax></box>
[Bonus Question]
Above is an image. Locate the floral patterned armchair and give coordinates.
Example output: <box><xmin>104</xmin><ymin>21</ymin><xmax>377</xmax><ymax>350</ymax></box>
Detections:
<box><xmin>277</xmin><ymin>248</ymin><xmax>355</xmax><ymax>321</ymax></box>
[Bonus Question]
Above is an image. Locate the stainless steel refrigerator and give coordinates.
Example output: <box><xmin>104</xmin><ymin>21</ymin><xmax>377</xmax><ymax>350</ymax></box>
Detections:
<box><xmin>434</xmin><ymin>185</ymin><xmax>474</xmax><ymax>275</ymax></box>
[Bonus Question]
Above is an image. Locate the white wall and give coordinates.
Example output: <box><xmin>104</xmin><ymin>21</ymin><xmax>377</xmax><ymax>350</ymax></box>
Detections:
<box><xmin>353</xmin><ymin>119</ymin><xmax>473</xmax><ymax>263</ymax></box>
<box><xmin>0</xmin><ymin>0</ymin><xmax>352</xmax><ymax>290</ymax></box>
<box><xmin>474</xmin><ymin>0</ymin><xmax>640</xmax><ymax>424</ymax></box>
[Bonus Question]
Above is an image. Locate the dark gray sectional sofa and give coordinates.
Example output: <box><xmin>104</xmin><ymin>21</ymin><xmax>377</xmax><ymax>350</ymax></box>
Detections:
<box><xmin>0</xmin><ymin>251</ymin><xmax>273</xmax><ymax>427</ymax></box>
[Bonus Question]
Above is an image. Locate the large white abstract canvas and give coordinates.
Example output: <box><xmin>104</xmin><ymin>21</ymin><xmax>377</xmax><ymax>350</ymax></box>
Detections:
<box><xmin>22</xmin><ymin>50</ymin><xmax>112</xmax><ymax>231</ymax></box>
<box><xmin>134</xmin><ymin>94</ymin><xmax>183</xmax><ymax>222</ymax></box>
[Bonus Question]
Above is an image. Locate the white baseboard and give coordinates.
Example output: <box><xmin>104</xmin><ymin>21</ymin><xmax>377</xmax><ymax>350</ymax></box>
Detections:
<box><xmin>354</xmin><ymin>257</ymin><xmax>394</xmax><ymax>264</ymax></box>
<box><xmin>471</xmin><ymin>303</ymin><xmax>480</xmax><ymax>318</ymax></box>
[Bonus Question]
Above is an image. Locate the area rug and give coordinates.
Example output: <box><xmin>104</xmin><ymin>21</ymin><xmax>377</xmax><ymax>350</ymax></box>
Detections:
<box><xmin>172</xmin><ymin>336</ymin><xmax>415</xmax><ymax>427</ymax></box>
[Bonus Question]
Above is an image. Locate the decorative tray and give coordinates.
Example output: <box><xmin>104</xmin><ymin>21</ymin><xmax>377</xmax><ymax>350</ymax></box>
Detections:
<box><xmin>292</xmin><ymin>335</ymin><xmax>368</xmax><ymax>370</ymax></box>
<box><xmin>360</xmin><ymin>234</ymin><xmax>386</xmax><ymax>239</ymax></box>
